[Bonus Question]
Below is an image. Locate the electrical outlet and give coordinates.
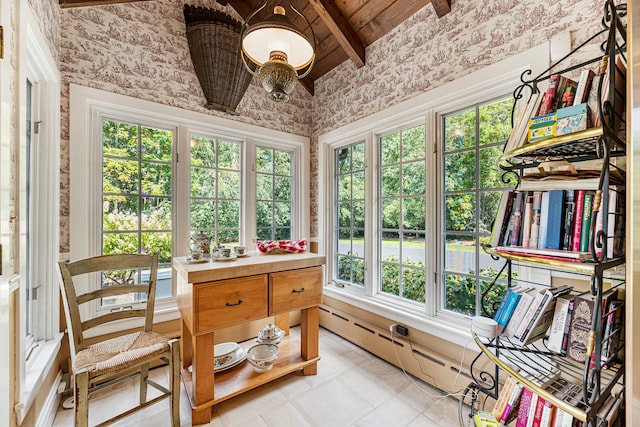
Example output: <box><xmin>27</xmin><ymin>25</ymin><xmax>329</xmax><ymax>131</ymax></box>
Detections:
<box><xmin>395</xmin><ymin>325</ymin><xmax>409</xmax><ymax>336</ymax></box>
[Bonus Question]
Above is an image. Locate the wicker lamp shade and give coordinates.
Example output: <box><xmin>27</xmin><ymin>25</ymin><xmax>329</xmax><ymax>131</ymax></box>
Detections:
<box><xmin>184</xmin><ymin>6</ymin><xmax>253</xmax><ymax>114</ymax></box>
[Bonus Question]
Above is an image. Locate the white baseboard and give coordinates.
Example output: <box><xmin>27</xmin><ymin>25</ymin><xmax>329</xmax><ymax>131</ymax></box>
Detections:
<box><xmin>36</xmin><ymin>370</ymin><xmax>62</xmax><ymax>427</ymax></box>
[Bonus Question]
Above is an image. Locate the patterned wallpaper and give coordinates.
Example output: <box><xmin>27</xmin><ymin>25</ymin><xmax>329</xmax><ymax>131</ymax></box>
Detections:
<box><xmin>28</xmin><ymin>0</ymin><xmax>60</xmax><ymax>66</ymax></box>
<box><xmin>58</xmin><ymin>0</ymin><xmax>312</xmax><ymax>251</ymax></box>
<box><xmin>308</xmin><ymin>0</ymin><xmax>605</xmax><ymax>237</ymax></box>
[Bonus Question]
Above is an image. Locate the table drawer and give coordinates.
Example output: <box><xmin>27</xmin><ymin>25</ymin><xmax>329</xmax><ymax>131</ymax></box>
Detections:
<box><xmin>269</xmin><ymin>266</ymin><xmax>323</xmax><ymax>315</ymax></box>
<box><xmin>195</xmin><ymin>274</ymin><xmax>268</xmax><ymax>333</ymax></box>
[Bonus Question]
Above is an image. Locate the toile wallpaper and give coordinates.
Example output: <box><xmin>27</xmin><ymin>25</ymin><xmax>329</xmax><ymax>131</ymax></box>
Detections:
<box><xmin>58</xmin><ymin>0</ymin><xmax>312</xmax><ymax>251</ymax></box>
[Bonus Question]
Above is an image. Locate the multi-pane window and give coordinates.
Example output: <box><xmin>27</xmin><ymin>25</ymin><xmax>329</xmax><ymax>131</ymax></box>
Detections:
<box><xmin>24</xmin><ymin>78</ymin><xmax>35</xmax><ymax>349</ymax></box>
<box><xmin>101</xmin><ymin>119</ymin><xmax>173</xmax><ymax>306</ymax></box>
<box><xmin>441</xmin><ymin>97</ymin><xmax>515</xmax><ymax>316</ymax></box>
<box><xmin>256</xmin><ymin>146</ymin><xmax>293</xmax><ymax>241</ymax></box>
<box><xmin>335</xmin><ymin>141</ymin><xmax>365</xmax><ymax>286</ymax></box>
<box><xmin>190</xmin><ymin>135</ymin><xmax>242</xmax><ymax>246</ymax></box>
<box><xmin>379</xmin><ymin>125</ymin><xmax>427</xmax><ymax>303</ymax></box>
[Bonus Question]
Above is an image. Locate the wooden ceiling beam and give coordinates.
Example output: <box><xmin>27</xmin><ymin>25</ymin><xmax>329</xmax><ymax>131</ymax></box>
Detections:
<box><xmin>59</xmin><ymin>0</ymin><xmax>151</xmax><ymax>8</ymax></box>
<box><xmin>430</xmin><ymin>0</ymin><xmax>451</xmax><ymax>18</ymax></box>
<box><xmin>308</xmin><ymin>0</ymin><xmax>365</xmax><ymax>68</ymax></box>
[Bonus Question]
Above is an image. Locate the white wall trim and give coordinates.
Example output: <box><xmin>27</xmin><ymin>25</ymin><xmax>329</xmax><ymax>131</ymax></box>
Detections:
<box><xmin>34</xmin><ymin>370</ymin><xmax>62</xmax><ymax>427</ymax></box>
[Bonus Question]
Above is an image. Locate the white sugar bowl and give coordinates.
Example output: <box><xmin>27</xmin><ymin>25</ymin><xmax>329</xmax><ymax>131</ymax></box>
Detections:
<box><xmin>257</xmin><ymin>323</ymin><xmax>284</xmax><ymax>345</ymax></box>
<box><xmin>247</xmin><ymin>343</ymin><xmax>279</xmax><ymax>372</ymax></box>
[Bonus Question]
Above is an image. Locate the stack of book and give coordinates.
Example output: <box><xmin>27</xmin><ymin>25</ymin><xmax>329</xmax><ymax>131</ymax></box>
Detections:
<box><xmin>491</xmin><ymin>187</ymin><xmax>625</xmax><ymax>262</ymax></box>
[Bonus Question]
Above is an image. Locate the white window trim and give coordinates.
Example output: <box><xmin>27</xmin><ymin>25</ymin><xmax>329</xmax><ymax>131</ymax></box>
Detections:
<box><xmin>14</xmin><ymin>5</ymin><xmax>62</xmax><ymax>423</ymax></box>
<box><xmin>69</xmin><ymin>84</ymin><xmax>309</xmax><ymax>337</ymax></box>
<box><xmin>319</xmin><ymin>42</ymin><xmax>550</xmax><ymax>346</ymax></box>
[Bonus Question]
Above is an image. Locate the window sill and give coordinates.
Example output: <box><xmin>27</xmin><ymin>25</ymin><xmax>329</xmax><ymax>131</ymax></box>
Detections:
<box><xmin>323</xmin><ymin>284</ymin><xmax>473</xmax><ymax>347</ymax></box>
<box><xmin>83</xmin><ymin>302</ymin><xmax>181</xmax><ymax>339</ymax></box>
<box><xmin>15</xmin><ymin>332</ymin><xmax>63</xmax><ymax>424</ymax></box>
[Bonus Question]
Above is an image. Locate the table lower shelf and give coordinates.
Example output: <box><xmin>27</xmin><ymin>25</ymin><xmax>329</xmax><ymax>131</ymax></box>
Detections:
<box><xmin>181</xmin><ymin>334</ymin><xmax>320</xmax><ymax>410</ymax></box>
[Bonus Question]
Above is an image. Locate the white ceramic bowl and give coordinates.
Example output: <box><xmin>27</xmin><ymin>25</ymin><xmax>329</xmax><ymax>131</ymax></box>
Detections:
<box><xmin>247</xmin><ymin>344</ymin><xmax>279</xmax><ymax>372</ymax></box>
<box><xmin>214</xmin><ymin>342</ymin><xmax>239</xmax><ymax>367</ymax></box>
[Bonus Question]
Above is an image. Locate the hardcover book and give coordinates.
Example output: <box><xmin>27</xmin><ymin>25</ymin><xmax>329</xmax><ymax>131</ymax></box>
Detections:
<box><xmin>573</xmin><ymin>69</ymin><xmax>595</xmax><ymax>105</ymax></box>
<box><xmin>547</xmin><ymin>294</ymin><xmax>574</xmax><ymax>353</ymax></box>
<box><xmin>516</xmin><ymin>387</ymin><xmax>536</xmax><ymax>427</ymax></box>
<box><xmin>529</xmin><ymin>192</ymin><xmax>543</xmax><ymax>249</ymax></box>
<box><xmin>571</xmin><ymin>190</ymin><xmax>586</xmax><ymax>252</ymax></box>
<box><xmin>543</xmin><ymin>190</ymin><xmax>564</xmax><ymax>249</ymax></box>
<box><xmin>578</xmin><ymin>192</ymin><xmax>594</xmax><ymax>252</ymax></box>
<box><xmin>522</xmin><ymin>194</ymin><xmax>534</xmax><ymax>248</ymax></box>
<box><xmin>566</xmin><ymin>293</ymin><xmax>596</xmax><ymax>363</ymax></box>
<box><xmin>561</xmin><ymin>190</ymin><xmax>575</xmax><ymax>250</ymax></box>
<box><xmin>537</xmin><ymin>191</ymin><xmax>550</xmax><ymax>250</ymax></box>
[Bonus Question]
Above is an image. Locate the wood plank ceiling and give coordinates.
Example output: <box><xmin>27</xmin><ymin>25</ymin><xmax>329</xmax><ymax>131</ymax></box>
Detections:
<box><xmin>60</xmin><ymin>0</ymin><xmax>451</xmax><ymax>95</ymax></box>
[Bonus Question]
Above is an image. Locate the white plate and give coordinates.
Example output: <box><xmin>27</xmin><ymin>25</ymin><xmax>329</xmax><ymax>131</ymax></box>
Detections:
<box><xmin>235</xmin><ymin>253</ymin><xmax>249</xmax><ymax>258</ymax></box>
<box><xmin>215</xmin><ymin>347</ymin><xmax>247</xmax><ymax>372</ymax></box>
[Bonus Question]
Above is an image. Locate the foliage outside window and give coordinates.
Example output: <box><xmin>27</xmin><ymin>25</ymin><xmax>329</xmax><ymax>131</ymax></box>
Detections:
<box><xmin>101</xmin><ymin>119</ymin><xmax>173</xmax><ymax>306</ymax></box>
<box><xmin>190</xmin><ymin>135</ymin><xmax>242</xmax><ymax>246</ymax></box>
<box><xmin>379</xmin><ymin>125</ymin><xmax>427</xmax><ymax>303</ymax></box>
<box><xmin>335</xmin><ymin>141</ymin><xmax>365</xmax><ymax>286</ymax></box>
<box><xmin>441</xmin><ymin>97</ymin><xmax>516</xmax><ymax>316</ymax></box>
<box><xmin>256</xmin><ymin>146</ymin><xmax>293</xmax><ymax>241</ymax></box>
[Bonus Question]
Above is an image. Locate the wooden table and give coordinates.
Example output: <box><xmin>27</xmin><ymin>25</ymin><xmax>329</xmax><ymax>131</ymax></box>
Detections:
<box><xmin>174</xmin><ymin>252</ymin><xmax>325</xmax><ymax>425</ymax></box>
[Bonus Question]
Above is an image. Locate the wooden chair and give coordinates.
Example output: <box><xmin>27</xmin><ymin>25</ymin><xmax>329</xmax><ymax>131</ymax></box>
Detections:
<box><xmin>57</xmin><ymin>253</ymin><xmax>180</xmax><ymax>427</ymax></box>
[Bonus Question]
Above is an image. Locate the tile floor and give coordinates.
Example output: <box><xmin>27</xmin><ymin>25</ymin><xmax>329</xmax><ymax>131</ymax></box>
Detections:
<box><xmin>53</xmin><ymin>327</ymin><xmax>465</xmax><ymax>427</ymax></box>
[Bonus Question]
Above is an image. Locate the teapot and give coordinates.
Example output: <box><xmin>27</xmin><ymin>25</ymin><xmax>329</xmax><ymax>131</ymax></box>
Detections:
<box><xmin>188</xmin><ymin>231</ymin><xmax>212</xmax><ymax>258</ymax></box>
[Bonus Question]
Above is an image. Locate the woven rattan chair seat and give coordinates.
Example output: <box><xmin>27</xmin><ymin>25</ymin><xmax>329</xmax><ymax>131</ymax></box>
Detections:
<box><xmin>73</xmin><ymin>331</ymin><xmax>169</xmax><ymax>378</ymax></box>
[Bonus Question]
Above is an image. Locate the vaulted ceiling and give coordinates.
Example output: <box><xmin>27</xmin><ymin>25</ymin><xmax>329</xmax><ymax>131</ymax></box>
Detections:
<box><xmin>59</xmin><ymin>0</ymin><xmax>451</xmax><ymax>94</ymax></box>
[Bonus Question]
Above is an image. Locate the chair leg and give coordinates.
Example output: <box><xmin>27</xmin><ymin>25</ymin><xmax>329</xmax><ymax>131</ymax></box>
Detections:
<box><xmin>139</xmin><ymin>362</ymin><xmax>150</xmax><ymax>404</ymax></box>
<box><xmin>75</xmin><ymin>372</ymin><xmax>89</xmax><ymax>427</ymax></box>
<box><xmin>170</xmin><ymin>340</ymin><xmax>181</xmax><ymax>427</ymax></box>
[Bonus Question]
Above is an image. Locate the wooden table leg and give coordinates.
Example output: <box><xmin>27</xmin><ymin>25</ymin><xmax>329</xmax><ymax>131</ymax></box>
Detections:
<box><xmin>300</xmin><ymin>306</ymin><xmax>319</xmax><ymax>375</ymax></box>
<box><xmin>274</xmin><ymin>313</ymin><xmax>290</xmax><ymax>336</ymax></box>
<box><xmin>191</xmin><ymin>331</ymin><xmax>215</xmax><ymax>425</ymax></box>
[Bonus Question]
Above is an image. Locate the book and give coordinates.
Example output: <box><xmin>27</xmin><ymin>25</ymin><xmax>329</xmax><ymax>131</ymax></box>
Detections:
<box><xmin>492</xmin><ymin>375</ymin><xmax>518</xmax><ymax>420</ymax></box>
<box><xmin>537</xmin><ymin>191</ymin><xmax>550</xmax><ymax>249</ymax></box>
<box><xmin>542</xmin><ymin>190</ymin><xmax>564</xmax><ymax>250</ymax></box>
<box><xmin>530</xmin><ymin>393</ymin><xmax>546</xmax><ymax>427</ymax></box>
<box><xmin>494</xmin><ymin>287</ymin><xmax>522</xmax><ymax>328</ymax></box>
<box><xmin>578</xmin><ymin>192</ymin><xmax>594</xmax><ymax>252</ymax></box>
<box><xmin>515</xmin><ymin>286</ymin><xmax>572</xmax><ymax>346</ymax></box>
<box><xmin>474</xmin><ymin>411</ymin><xmax>501</xmax><ymax>427</ymax></box>
<box><xmin>566</xmin><ymin>293</ymin><xmax>596</xmax><ymax>363</ymax></box>
<box><xmin>492</xmin><ymin>191</ymin><xmax>516</xmax><ymax>248</ymax></box>
<box><xmin>539</xmin><ymin>75</ymin><xmax>562</xmax><ymax>116</ymax></box>
<box><xmin>570</xmin><ymin>190</ymin><xmax>586</xmax><ymax>252</ymax></box>
<box><xmin>607</xmin><ymin>189</ymin><xmax>625</xmax><ymax>258</ymax></box>
<box><xmin>573</xmin><ymin>69</ymin><xmax>595</xmax><ymax>105</ymax></box>
<box><xmin>501</xmin><ymin>381</ymin><xmax>524</xmax><ymax>423</ymax></box>
<box><xmin>557</xmin><ymin>78</ymin><xmax>577</xmax><ymax>109</ymax></box>
<box><xmin>560</xmin><ymin>298</ymin><xmax>575</xmax><ymax>356</ymax></box>
<box><xmin>495</xmin><ymin>246</ymin><xmax>591</xmax><ymax>261</ymax></box>
<box><xmin>601</xmin><ymin>300</ymin><xmax>623</xmax><ymax>365</ymax></box>
<box><xmin>516</xmin><ymin>387</ymin><xmax>536</xmax><ymax>427</ymax></box>
<box><xmin>503</xmin><ymin>288</ymin><xmax>538</xmax><ymax>338</ymax></box>
<box><xmin>505</xmin><ymin>92</ymin><xmax>543</xmax><ymax>153</ymax></box>
<box><xmin>538</xmin><ymin>398</ymin><xmax>555</xmax><ymax>427</ymax></box>
<box><xmin>546</xmin><ymin>294</ymin><xmax>573</xmax><ymax>353</ymax></box>
<box><xmin>522</xmin><ymin>194</ymin><xmax>533</xmax><ymax>248</ymax></box>
<box><xmin>511</xmin><ymin>191</ymin><xmax>525</xmax><ymax>246</ymax></box>
<box><xmin>561</xmin><ymin>190</ymin><xmax>575</xmax><ymax>251</ymax></box>
<box><xmin>529</xmin><ymin>192</ymin><xmax>542</xmax><ymax>249</ymax></box>
<box><xmin>551</xmin><ymin>408</ymin><xmax>573</xmax><ymax>427</ymax></box>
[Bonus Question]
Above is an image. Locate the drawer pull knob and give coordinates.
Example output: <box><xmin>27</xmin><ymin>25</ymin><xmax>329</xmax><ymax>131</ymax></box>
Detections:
<box><xmin>292</xmin><ymin>288</ymin><xmax>305</xmax><ymax>293</ymax></box>
<box><xmin>226</xmin><ymin>300</ymin><xmax>243</xmax><ymax>307</ymax></box>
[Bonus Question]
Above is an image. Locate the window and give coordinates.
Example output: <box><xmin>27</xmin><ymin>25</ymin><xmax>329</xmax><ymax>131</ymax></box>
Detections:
<box><xmin>441</xmin><ymin>98</ymin><xmax>516</xmax><ymax>316</ymax></box>
<box><xmin>70</xmin><ymin>85</ymin><xmax>309</xmax><ymax>327</ymax></box>
<box><xmin>190</xmin><ymin>135</ymin><xmax>242</xmax><ymax>246</ymax></box>
<box><xmin>13</xmin><ymin>14</ymin><xmax>62</xmax><ymax>422</ymax></box>
<box><xmin>335</xmin><ymin>141</ymin><xmax>365</xmax><ymax>287</ymax></box>
<box><xmin>256</xmin><ymin>146</ymin><xmax>293</xmax><ymax>241</ymax></box>
<box><xmin>319</xmin><ymin>43</ymin><xmax>550</xmax><ymax>336</ymax></box>
<box><xmin>379</xmin><ymin>125</ymin><xmax>427</xmax><ymax>303</ymax></box>
<box><xmin>101</xmin><ymin>119</ymin><xmax>174</xmax><ymax>306</ymax></box>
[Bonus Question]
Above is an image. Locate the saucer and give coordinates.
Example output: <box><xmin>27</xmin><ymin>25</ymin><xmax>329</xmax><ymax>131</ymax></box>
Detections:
<box><xmin>215</xmin><ymin>347</ymin><xmax>247</xmax><ymax>372</ymax></box>
<box><xmin>212</xmin><ymin>254</ymin><xmax>237</xmax><ymax>262</ymax></box>
<box><xmin>235</xmin><ymin>253</ymin><xmax>249</xmax><ymax>258</ymax></box>
<box><xmin>186</xmin><ymin>257</ymin><xmax>209</xmax><ymax>264</ymax></box>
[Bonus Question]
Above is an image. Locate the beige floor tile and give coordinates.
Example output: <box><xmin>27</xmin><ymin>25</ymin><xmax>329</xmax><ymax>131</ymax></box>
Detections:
<box><xmin>291</xmin><ymin>377</ymin><xmax>373</xmax><ymax>427</ymax></box>
<box><xmin>405</xmin><ymin>413</ymin><xmax>444</xmax><ymax>427</ymax></box>
<box><xmin>260</xmin><ymin>401</ymin><xmax>312</xmax><ymax>427</ymax></box>
<box><xmin>351</xmin><ymin>396</ymin><xmax>421</xmax><ymax>427</ymax></box>
<box><xmin>214</xmin><ymin>383</ymin><xmax>287</xmax><ymax>426</ymax></box>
